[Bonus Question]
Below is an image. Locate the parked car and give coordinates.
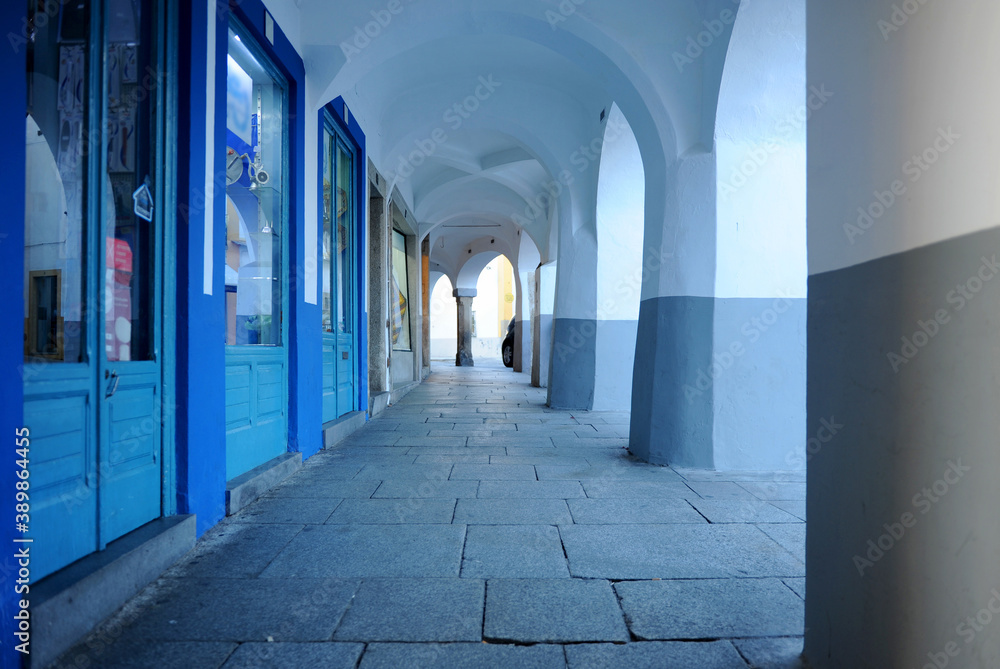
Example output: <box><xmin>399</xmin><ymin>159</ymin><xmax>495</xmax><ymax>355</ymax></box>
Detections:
<box><xmin>502</xmin><ymin>319</ymin><xmax>516</xmax><ymax>368</ymax></box>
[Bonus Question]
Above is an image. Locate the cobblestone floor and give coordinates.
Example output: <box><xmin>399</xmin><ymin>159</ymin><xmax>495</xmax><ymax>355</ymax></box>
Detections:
<box><xmin>53</xmin><ymin>361</ymin><xmax>806</xmax><ymax>669</ymax></box>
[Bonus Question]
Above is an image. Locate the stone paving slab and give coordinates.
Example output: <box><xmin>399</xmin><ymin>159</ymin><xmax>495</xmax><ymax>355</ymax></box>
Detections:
<box><xmin>359</xmin><ymin>643</ymin><xmax>567</xmax><ymax>669</ymax></box>
<box><xmin>333</xmin><ymin>579</ymin><xmax>484</xmax><ymax>642</ymax></box>
<box><xmin>260</xmin><ymin>525</ymin><xmax>466</xmax><ymax>578</ymax></box>
<box><xmin>372</xmin><ymin>479</ymin><xmax>480</xmax><ymax>499</ymax></box>
<box><xmin>414</xmin><ymin>454</ymin><xmax>491</xmax><ymax>464</ymax></box>
<box><xmin>688</xmin><ymin>499</ymin><xmax>803</xmax><ymax>524</ymax></box>
<box><xmin>561</xmin><ymin>524</ymin><xmax>805</xmax><ymax>579</ymax></box>
<box><xmin>396</xmin><ymin>436</ymin><xmax>469</xmax><ymax>448</ymax></box>
<box><xmin>163</xmin><ymin>523</ymin><xmax>303</xmax><ymax>579</ymax></box>
<box><xmin>222</xmin><ymin>643</ymin><xmax>365</xmax><ymax>668</ymax></box>
<box><xmin>469</xmin><ymin>437</ymin><xmax>555</xmax><ymax>448</ymax></box>
<box><xmin>581</xmin><ymin>481</ymin><xmax>694</xmax><ymax>499</ymax></box>
<box><xmin>57</xmin><ymin>640</ymin><xmax>238</xmax><ymax>669</ymax></box>
<box><xmin>484</xmin><ymin>579</ymin><xmax>629</xmax><ymax>643</ymax></box>
<box><xmin>756</xmin><ymin>524</ymin><xmax>806</xmax><ymax>562</ymax></box>
<box><xmin>454</xmin><ymin>499</ymin><xmax>573</xmax><ymax>525</ymax></box>
<box><xmin>462</xmin><ymin>525</ymin><xmax>570</xmax><ymax>579</ymax></box>
<box><xmin>565</xmin><ymin>641</ymin><xmax>748</xmax><ymax>669</ymax></box>
<box><xmin>326</xmin><ymin>498</ymin><xmax>457</xmax><ymax>524</ymax></box>
<box><xmin>265</xmin><ymin>478</ymin><xmax>381</xmax><ymax>500</ymax></box>
<box><xmin>536</xmin><ymin>464</ymin><xmax>681</xmax><ymax>482</ymax></box>
<box><xmin>490</xmin><ymin>455</ymin><xmax>590</xmax><ymax>466</ymax></box>
<box><xmin>450</xmin><ymin>464</ymin><xmax>538</xmax><ymax>480</ymax></box>
<box><xmin>477</xmin><ymin>480</ymin><xmax>586</xmax><ymax>499</ymax></box>
<box><xmin>734</xmin><ymin>637</ymin><xmax>807</xmax><ymax>668</ymax></box>
<box><xmin>769</xmin><ymin>499</ymin><xmax>807</xmax><ymax>520</ymax></box>
<box><xmin>290</xmin><ymin>464</ymin><xmax>365</xmax><ymax>481</ymax></box>
<box><xmin>567</xmin><ymin>498</ymin><xmax>706</xmax><ymax>524</ymax></box>
<box><xmin>124</xmin><ymin>578</ymin><xmax>360</xmax><ymax>642</ymax></box>
<box><xmin>784</xmin><ymin>577</ymin><xmax>806</xmax><ymax>599</ymax></box>
<box><xmin>739</xmin><ymin>482</ymin><xmax>807</xmax><ymax>501</ymax></box>
<box><xmin>615</xmin><ymin>578</ymin><xmax>804</xmax><ymax>639</ymax></box>
<box><xmin>233</xmin><ymin>496</ymin><xmax>342</xmax><ymax>525</ymax></box>
<box><xmin>684</xmin><ymin>481</ymin><xmax>761</xmax><ymax>500</ymax></box>
<box><xmin>354</xmin><ymin>463</ymin><xmax>454</xmax><ymax>480</ymax></box>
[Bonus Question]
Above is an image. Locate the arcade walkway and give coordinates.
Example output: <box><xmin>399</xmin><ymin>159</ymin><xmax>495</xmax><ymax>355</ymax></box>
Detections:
<box><xmin>53</xmin><ymin>364</ymin><xmax>806</xmax><ymax>668</ymax></box>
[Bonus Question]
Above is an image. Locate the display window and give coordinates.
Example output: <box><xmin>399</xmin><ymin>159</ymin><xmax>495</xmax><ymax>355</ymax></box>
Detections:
<box><xmin>224</xmin><ymin>23</ymin><xmax>286</xmax><ymax>346</ymax></box>
<box><xmin>391</xmin><ymin>229</ymin><xmax>411</xmax><ymax>351</ymax></box>
<box><xmin>322</xmin><ymin>128</ymin><xmax>354</xmax><ymax>335</ymax></box>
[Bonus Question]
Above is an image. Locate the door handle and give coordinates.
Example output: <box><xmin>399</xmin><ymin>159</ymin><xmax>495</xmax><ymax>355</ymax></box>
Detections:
<box><xmin>106</xmin><ymin>371</ymin><xmax>120</xmax><ymax>398</ymax></box>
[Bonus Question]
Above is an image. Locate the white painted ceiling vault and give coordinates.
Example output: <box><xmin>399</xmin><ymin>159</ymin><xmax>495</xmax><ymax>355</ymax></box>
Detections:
<box><xmin>265</xmin><ymin>0</ymin><xmax>740</xmax><ymax>287</ymax></box>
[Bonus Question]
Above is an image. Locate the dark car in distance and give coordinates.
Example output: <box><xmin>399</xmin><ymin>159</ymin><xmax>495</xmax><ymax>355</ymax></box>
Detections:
<box><xmin>502</xmin><ymin>319</ymin><xmax>515</xmax><ymax>368</ymax></box>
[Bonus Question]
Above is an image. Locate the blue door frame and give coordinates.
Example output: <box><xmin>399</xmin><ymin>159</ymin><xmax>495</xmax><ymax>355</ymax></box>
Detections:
<box><xmin>16</xmin><ymin>0</ymin><xmax>176</xmax><ymax>582</ymax></box>
<box><xmin>223</xmin><ymin>14</ymin><xmax>291</xmax><ymax>480</ymax></box>
<box><xmin>321</xmin><ymin>109</ymin><xmax>362</xmax><ymax>423</ymax></box>
<box><xmin>319</xmin><ymin>99</ymin><xmax>368</xmax><ymax>426</ymax></box>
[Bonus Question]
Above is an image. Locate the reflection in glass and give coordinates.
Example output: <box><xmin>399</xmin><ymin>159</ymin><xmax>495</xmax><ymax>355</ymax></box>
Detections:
<box><xmin>224</xmin><ymin>25</ymin><xmax>285</xmax><ymax>346</ymax></box>
<box><xmin>336</xmin><ymin>143</ymin><xmax>352</xmax><ymax>333</ymax></box>
<box><xmin>322</xmin><ymin>131</ymin><xmax>332</xmax><ymax>333</ymax></box>
<box><xmin>104</xmin><ymin>0</ymin><xmax>155</xmax><ymax>362</ymax></box>
<box><xmin>391</xmin><ymin>230</ymin><xmax>411</xmax><ymax>351</ymax></box>
<box><xmin>24</xmin><ymin>0</ymin><xmax>90</xmax><ymax>363</ymax></box>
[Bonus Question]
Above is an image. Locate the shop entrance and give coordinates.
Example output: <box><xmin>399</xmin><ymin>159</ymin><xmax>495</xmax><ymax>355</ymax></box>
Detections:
<box><xmin>321</xmin><ymin>115</ymin><xmax>359</xmax><ymax>423</ymax></box>
<box><xmin>223</xmin><ymin>19</ymin><xmax>290</xmax><ymax>478</ymax></box>
<box><xmin>23</xmin><ymin>0</ymin><xmax>169</xmax><ymax>581</ymax></box>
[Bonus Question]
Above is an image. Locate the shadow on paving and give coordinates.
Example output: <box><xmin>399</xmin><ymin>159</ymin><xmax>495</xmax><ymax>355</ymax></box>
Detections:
<box><xmin>53</xmin><ymin>361</ymin><xmax>807</xmax><ymax>669</ymax></box>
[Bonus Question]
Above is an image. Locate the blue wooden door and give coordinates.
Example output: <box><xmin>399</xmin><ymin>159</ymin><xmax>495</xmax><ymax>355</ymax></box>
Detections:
<box><xmin>321</xmin><ymin>122</ymin><xmax>357</xmax><ymax>423</ymax></box>
<box><xmin>223</xmin><ymin>21</ymin><xmax>289</xmax><ymax>479</ymax></box>
<box><xmin>24</xmin><ymin>0</ymin><xmax>166</xmax><ymax>580</ymax></box>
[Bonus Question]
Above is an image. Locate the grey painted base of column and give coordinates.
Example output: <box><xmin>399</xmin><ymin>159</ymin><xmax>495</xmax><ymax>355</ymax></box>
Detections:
<box><xmin>629</xmin><ymin>297</ymin><xmax>715</xmax><ymax>468</ymax></box>
<box><xmin>547</xmin><ymin>318</ymin><xmax>597</xmax><ymax>410</ymax></box>
<box><xmin>805</xmin><ymin>228</ymin><xmax>1000</xmax><ymax>668</ymax></box>
<box><xmin>711</xmin><ymin>297</ymin><xmax>806</xmax><ymax>471</ymax></box>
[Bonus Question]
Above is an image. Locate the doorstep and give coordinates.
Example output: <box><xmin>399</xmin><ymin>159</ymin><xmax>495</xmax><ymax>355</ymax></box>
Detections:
<box><xmin>225</xmin><ymin>452</ymin><xmax>302</xmax><ymax>516</ymax></box>
<box><xmin>323</xmin><ymin>410</ymin><xmax>368</xmax><ymax>449</ymax></box>
<box><xmin>31</xmin><ymin>515</ymin><xmax>196</xmax><ymax>669</ymax></box>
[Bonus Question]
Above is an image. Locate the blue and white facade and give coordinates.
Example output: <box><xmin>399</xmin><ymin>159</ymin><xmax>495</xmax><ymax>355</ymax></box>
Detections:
<box><xmin>2</xmin><ymin>0</ymin><xmax>999</xmax><ymax>666</ymax></box>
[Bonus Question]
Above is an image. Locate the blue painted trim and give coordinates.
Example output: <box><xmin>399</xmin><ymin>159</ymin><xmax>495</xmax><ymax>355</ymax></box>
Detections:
<box><xmin>0</xmin><ymin>0</ymin><xmax>27</xmax><ymax>661</ymax></box>
<box><xmin>320</xmin><ymin>98</ymin><xmax>369</xmax><ymax>418</ymax></box>
<box><xmin>175</xmin><ymin>0</ymin><xmax>229</xmax><ymax>534</ymax></box>
<box><xmin>228</xmin><ymin>0</ymin><xmax>319</xmax><ymax>460</ymax></box>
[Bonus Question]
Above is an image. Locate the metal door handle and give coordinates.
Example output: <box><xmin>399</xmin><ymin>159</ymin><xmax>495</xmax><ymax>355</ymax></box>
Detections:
<box><xmin>106</xmin><ymin>371</ymin><xmax>119</xmax><ymax>398</ymax></box>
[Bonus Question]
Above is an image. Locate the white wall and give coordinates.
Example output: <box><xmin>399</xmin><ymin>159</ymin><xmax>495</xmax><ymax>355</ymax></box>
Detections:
<box><xmin>715</xmin><ymin>0</ymin><xmax>806</xmax><ymax>300</ymax></box>
<box><xmin>593</xmin><ymin>104</ymin><xmax>643</xmax><ymax>411</ymax></box>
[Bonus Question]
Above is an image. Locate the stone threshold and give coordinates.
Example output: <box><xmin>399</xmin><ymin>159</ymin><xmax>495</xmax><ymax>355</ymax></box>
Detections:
<box><xmin>225</xmin><ymin>452</ymin><xmax>302</xmax><ymax>516</ymax></box>
<box><xmin>31</xmin><ymin>515</ymin><xmax>196</xmax><ymax>669</ymax></box>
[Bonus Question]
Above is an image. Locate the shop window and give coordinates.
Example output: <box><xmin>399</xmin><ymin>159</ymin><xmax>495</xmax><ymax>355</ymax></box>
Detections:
<box><xmin>23</xmin><ymin>0</ymin><xmax>90</xmax><ymax>363</ymax></box>
<box><xmin>322</xmin><ymin>127</ymin><xmax>354</xmax><ymax>334</ymax></box>
<box><xmin>391</xmin><ymin>230</ymin><xmax>411</xmax><ymax>351</ymax></box>
<box><xmin>224</xmin><ymin>24</ymin><xmax>286</xmax><ymax>346</ymax></box>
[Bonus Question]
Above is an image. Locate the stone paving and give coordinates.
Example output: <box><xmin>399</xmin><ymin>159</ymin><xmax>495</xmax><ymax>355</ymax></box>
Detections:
<box><xmin>53</xmin><ymin>362</ymin><xmax>807</xmax><ymax>668</ymax></box>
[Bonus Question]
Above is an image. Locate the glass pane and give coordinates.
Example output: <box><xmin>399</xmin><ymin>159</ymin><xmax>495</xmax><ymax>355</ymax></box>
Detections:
<box><xmin>391</xmin><ymin>230</ymin><xmax>410</xmax><ymax>351</ymax></box>
<box><xmin>336</xmin><ymin>143</ymin><xmax>352</xmax><ymax>333</ymax></box>
<box><xmin>24</xmin><ymin>0</ymin><xmax>90</xmax><ymax>363</ymax></box>
<box><xmin>224</xmin><ymin>25</ymin><xmax>284</xmax><ymax>346</ymax></box>
<box><xmin>321</xmin><ymin>131</ymin><xmax>332</xmax><ymax>333</ymax></box>
<box><xmin>104</xmin><ymin>0</ymin><xmax>155</xmax><ymax>362</ymax></box>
